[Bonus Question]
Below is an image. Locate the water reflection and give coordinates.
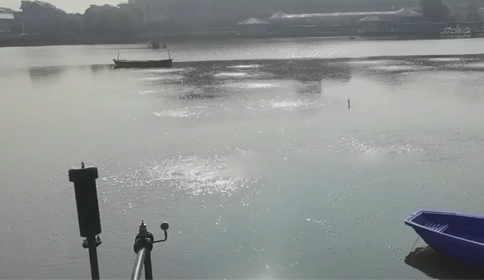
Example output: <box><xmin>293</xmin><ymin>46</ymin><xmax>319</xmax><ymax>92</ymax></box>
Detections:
<box><xmin>405</xmin><ymin>246</ymin><xmax>484</xmax><ymax>279</ymax></box>
<box><xmin>365</xmin><ymin>69</ymin><xmax>414</xmax><ymax>89</ymax></box>
<box><xmin>29</xmin><ymin>64</ymin><xmax>120</xmax><ymax>87</ymax></box>
<box><xmin>119</xmin><ymin>56</ymin><xmax>484</xmax><ymax>107</ymax></box>
<box><xmin>178</xmin><ymin>86</ymin><xmax>225</xmax><ymax>100</ymax></box>
<box><xmin>26</xmin><ymin>55</ymin><xmax>484</xmax><ymax>105</ymax></box>
<box><xmin>296</xmin><ymin>82</ymin><xmax>322</xmax><ymax>95</ymax></box>
<box><xmin>262</xmin><ymin>60</ymin><xmax>353</xmax><ymax>83</ymax></box>
<box><xmin>28</xmin><ymin>66</ymin><xmax>66</xmax><ymax>80</ymax></box>
<box><xmin>126</xmin><ymin>59</ymin><xmax>354</xmax><ymax>101</ymax></box>
<box><xmin>90</xmin><ymin>64</ymin><xmax>112</xmax><ymax>73</ymax></box>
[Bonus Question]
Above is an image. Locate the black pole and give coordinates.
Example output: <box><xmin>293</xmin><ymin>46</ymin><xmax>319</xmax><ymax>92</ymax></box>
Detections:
<box><xmin>144</xmin><ymin>251</ymin><xmax>153</xmax><ymax>280</ymax></box>
<box><xmin>87</xmin><ymin>236</ymin><xmax>100</xmax><ymax>280</ymax></box>
<box><xmin>69</xmin><ymin>163</ymin><xmax>102</xmax><ymax>280</ymax></box>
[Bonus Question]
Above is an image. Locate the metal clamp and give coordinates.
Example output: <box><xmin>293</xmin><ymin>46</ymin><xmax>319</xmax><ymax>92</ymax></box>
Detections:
<box><xmin>82</xmin><ymin>236</ymin><xmax>102</xmax><ymax>249</ymax></box>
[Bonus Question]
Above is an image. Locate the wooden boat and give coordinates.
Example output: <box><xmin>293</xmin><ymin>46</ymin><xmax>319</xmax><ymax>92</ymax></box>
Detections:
<box><xmin>405</xmin><ymin>210</ymin><xmax>484</xmax><ymax>269</ymax></box>
<box><xmin>113</xmin><ymin>49</ymin><xmax>173</xmax><ymax>69</ymax></box>
<box><xmin>113</xmin><ymin>58</ymin><xmax>173</xmax><ymax>69</ymax></box>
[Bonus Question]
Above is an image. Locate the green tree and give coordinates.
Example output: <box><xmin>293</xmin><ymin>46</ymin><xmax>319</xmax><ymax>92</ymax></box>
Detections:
<box><xmin>466</xmin><ymin>0</ymin><xmax>484</xmax><ymax>21</ymax></box>
<box><xmin>83</xmin><ymin>5</ymin><xmax>142</xmax><ymax>35</ymax></box>
<box><xmin>421</xmin><ymin>0</ymin><xmax>451</xmax><ymax>22</ymax></box>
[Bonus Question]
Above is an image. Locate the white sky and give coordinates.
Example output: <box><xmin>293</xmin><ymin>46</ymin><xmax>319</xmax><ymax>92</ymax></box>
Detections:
<box><xmin>0</xmin><ymin>0</ymin><xmax>122</xmax><ymax>13</ymax></box>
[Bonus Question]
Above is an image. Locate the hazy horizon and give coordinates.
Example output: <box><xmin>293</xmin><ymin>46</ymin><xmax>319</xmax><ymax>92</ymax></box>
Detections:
<box><xmin>0</xmin><ymin>0</ymin><xmax>121</xmax><ymax>13</ymax></box>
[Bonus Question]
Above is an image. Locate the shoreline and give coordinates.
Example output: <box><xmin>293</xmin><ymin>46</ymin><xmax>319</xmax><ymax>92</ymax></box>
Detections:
<box><xmin>0</xmin><ymin>32</ymin><xmax>241</xmax><ymax>48</ymax></box>
<box><xmin>0</xmin><ymin>33</ymin><xmax>239</xmax><ymax>48</ymax></box>
<box><xmin>0</xmin><ymin>31</ymin><xmax>450</xmax><ymax>48</ymax></box>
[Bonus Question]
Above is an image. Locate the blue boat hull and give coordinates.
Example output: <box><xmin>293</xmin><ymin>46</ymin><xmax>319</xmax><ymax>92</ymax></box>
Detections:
<box><xmin>406</xmin><ymin>211</ymin><xmax>484</xmax><ymax>270</ymax></box>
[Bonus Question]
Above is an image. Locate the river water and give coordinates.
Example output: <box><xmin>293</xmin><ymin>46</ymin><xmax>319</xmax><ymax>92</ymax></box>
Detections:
<box><xmin>2</xmin><ymin>38</ymin><xmax>484</xmax><ymax>279</ymax></box>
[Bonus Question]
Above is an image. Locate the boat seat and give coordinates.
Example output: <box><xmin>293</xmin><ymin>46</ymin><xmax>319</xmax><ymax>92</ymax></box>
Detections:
<box><xmin>425</xmin><ymin>222</ymin><xmax>449</xmax><ymax>233</ymax></box>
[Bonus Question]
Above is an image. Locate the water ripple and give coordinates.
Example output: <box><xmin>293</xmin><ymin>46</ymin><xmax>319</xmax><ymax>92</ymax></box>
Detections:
<box><xmin>154</xmin><ymin>107</ymin><xmax>206</xmax><ymax>118</ymax></box>
<box><xmin>343</xmin><ymin>136</ymin><xmax>425</xmax><ymax>155</ymax></box>
<box><xmin>144</xmin><ymin>155</ymin><xmax>252</xmax><ymax>196</ymax></box>
<box><xmin>248</xmin><ymin>99</ymin><xmax>321</xmax><ymax>111</ymax></box>
<box><xmin>227</xmin><ymin>64</ymin><xmax>261</xmax><ymax>69</ymax></box>
<box><xmin>214</xmin><ymin>72</ymin><xmax>248</xmax><ymax>78</ymax></box>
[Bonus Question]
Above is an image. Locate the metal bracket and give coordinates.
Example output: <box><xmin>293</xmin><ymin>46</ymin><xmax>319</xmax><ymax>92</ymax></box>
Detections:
<box><xmin>82</xmin><ymin>235</ymin><xmax>102</xmax><ymax>249</ymax></box>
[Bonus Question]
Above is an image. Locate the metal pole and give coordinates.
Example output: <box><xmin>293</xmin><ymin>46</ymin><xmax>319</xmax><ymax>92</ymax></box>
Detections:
<box><xmin>131</xmin><ymin>248</ymin><xmax>147</xmax><ymax>280</ymax></box>
<box><xmin>87</xmin><ymin>236</ymin><xmax>100</xmax><ymax>280</ymax></box>
<box><xmin>144</xmin><ymin>251</ymin><xmax>153</xmax><ymax>280</ymax></box>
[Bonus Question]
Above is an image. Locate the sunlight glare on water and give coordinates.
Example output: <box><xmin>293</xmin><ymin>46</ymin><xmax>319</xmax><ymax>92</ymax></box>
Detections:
<box><xmin>2</xmin><ymin>38</ymin><xmax>484</xmax><ymax>279</ymax></box>
<box><xmin>142</xmin><ymin>155</ymin><xmax>252</xmax><ymax>196</ymax></box>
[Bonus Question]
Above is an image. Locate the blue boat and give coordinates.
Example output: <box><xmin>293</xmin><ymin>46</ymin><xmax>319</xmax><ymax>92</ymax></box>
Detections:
<box><xmin>405</xmin><ymin>210</ymin><xmax>484</xmax><ymax>270</ymax></box>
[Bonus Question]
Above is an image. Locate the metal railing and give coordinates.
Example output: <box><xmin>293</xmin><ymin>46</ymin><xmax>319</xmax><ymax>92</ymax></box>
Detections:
<box><xmin>69</xmin><ymin>163</ymin><xmax>169</xmax><ymax>280</ymax></box>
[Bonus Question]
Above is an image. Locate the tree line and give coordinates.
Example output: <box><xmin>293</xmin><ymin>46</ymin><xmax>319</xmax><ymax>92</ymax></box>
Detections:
<box><xmin>421</xmin><ymin>0</ymin><xmax>484</xmax><ymax>22</ymax></box>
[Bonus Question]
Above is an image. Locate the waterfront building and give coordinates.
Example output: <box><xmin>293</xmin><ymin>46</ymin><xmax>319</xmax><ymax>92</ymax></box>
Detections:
<box><xmin>0</xmin><ymin>7</ymin><xmax>14</xmax><ymax>33</ymax></box>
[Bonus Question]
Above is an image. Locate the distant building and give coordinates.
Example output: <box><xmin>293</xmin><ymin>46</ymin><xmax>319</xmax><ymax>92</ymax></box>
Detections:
<box><xmin>0</xmin><ymin>7</ymin><xmax>15</xmax><ymax>33</ymax></box>
<box><xmin>120</xmin><ymin>0</ymin><xmax>425</xmax><ymax>32</ymax></box>
<box><xmin>262</xmin><ymin>7</ymin><xmax>423</xmax><ymax>35</ymax></box>
<box><xmin>15</xmin><ymin>1</ymin><xmax>67</xmax><ymax>34</ymax></box>
<box><xmin>359</xmin><ymin>15</ymin><xmax>389</xmax><ymax>33</ymax></box>
<box><xmin>265</xmin><ymin>7</ymin><xmax>422</xmax><ymax>26</ymax></box>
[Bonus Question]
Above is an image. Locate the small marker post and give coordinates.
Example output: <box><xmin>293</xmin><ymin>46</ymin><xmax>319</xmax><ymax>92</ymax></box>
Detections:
<box><xmin>69</xmin><ymin>162</ymin><xmax>102</xmax><ymax>280</ymax></box>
